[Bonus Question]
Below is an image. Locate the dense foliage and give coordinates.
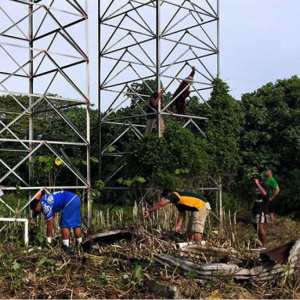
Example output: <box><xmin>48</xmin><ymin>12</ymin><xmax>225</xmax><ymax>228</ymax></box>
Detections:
<box><xmin>239</xmin><ymin>76</ymin><xmax>300</xmax><ymax>215</ymax></box>
<box><xmin>126</xmin><ymin>121</ymin><xmax>209</xmax><ymax>190</ymax></box>
<box><xmin>1</xmin><ymin>75</ymin><xmax>300</xmax><ymax>215</ymax></box>
<box><xmin>190</xmin><ymin>78</ymin><xmax>243</xmax><ymax>179</ymax></box>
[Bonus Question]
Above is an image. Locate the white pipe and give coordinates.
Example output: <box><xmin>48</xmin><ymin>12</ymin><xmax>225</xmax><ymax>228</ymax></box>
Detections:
<box><xmin>0</xmin><ymin>218</ymin><xmax>29</xmax><ymax>245</ymax></box>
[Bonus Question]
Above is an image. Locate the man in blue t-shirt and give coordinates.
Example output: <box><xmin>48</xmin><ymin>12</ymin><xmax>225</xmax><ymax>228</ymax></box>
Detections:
<box><xmin>30</xmin><ymin>189</ymin><xmax>82</xmax><ymax>252</ymax></box>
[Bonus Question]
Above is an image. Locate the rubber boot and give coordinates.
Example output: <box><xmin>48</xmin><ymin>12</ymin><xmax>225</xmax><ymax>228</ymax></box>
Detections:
<box><xmin>62</xmin><ymin>244</ymin><xmax>71</xmax><ymax>253</ymax></box>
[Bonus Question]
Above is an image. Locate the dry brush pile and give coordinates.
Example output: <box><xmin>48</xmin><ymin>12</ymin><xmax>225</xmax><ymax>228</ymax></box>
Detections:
<box><xmin>1</xmin><ymin>205</ymin><xmax>300</xmax><ymax>299</ymax></box>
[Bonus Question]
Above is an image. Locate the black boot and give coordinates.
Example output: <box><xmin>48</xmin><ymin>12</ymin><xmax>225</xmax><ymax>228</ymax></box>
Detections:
<box><xmin>62</xmin><ymin>244</ymin><xmax>70</xmax><ymax>253</ymax></box>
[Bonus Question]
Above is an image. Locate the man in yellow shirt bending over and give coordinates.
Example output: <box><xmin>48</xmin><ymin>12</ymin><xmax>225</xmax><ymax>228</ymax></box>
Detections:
<box><xmin>144</xmin><ymin>190</ymin><xmax>211</xmax><ymax>244</ymax></box>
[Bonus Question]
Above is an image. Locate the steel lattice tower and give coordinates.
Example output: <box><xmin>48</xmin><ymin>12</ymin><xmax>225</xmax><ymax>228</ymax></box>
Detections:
<box><xmin>0</xmin><ymin>0</ymin><xmax>91</xmax><ymax>225</ymax></box>
<box><xmin>99</xmin><ymin>0</ymin><xmax>219</xmax><ymax>190</ymax></box>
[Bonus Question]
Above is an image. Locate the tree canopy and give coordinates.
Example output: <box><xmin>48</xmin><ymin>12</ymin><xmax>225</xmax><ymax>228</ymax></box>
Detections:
<box><xmin>1</xmin><ymin>75</ymin><xmax>300</xmax><ymax>216</ymax></box>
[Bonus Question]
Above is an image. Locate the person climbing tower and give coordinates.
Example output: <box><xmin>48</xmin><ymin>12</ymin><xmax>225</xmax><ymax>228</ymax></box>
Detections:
<box><xmin>145</xmin><ymin>88</ymin><xmax>172</xmax><ymax>136</ymax></box>
<box><xmin>171</xmin><ymin>66</ymin><xmax>196</xmax><ymax>117</ymax></box>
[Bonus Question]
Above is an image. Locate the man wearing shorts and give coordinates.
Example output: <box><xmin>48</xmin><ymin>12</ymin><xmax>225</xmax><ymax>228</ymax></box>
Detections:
<box><xmin>250</xmin><ymin>173</ymin><xmax>270</xmax><ymax>246</ymax></box>
<box><xmin>262</xmin><ymin>169</ymin><xmax>280</xmax><ymax>222</ymax></box>
<box><xmin>30</xmin><ymin>189</ymin><xmax>82</xmax><ymax>252</ymax></box>
<box><xmin>144</xmin><ymin>189</ymin><xmax>211</xmax><ymax>244</ymax></box>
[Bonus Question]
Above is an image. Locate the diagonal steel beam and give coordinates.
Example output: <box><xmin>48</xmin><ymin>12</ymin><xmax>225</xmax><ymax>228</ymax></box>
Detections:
<box><xmin>43</xmin><ymin>51</ymin><xmax>88</xmax><ymax>101</ymax></box>
<box><xmin>0</xmin><ymin>6</ymin><xmax>28</xmax><ymax>39</ymax></box>
<box><xmin>190</xmin><ymin>47</ymin><xmax>215</xmax><ymax>80</ymax></box>
<box><xmin>33</xmin><ymin>31</ymin><xmax>58</xmax><ymax>76</ymax></box>
<box><xmin>190</xmin><ymin>12</ymin><xmax>218</xmax><ymax>50</ymax></box>
<box><xmin>163</xmin><ymin>0</ymin><xmax>215</xmax><ymax>18</ymax></box>
<box><xmin>0</xmin><ymin>96</ymin><xmax>44</xmax><ymax>135</ymax></box>
<box><xmin>0</xmin><ymin>83</ymin><xmax>27</xmax><ymax>111</ymax></box>
<box><xmin>102</xmin><ymin>1</ymin><xmax>130</xmax><ymax>21</ymax></box>
<box><xmin>103</xmin><ymin>36</ymin><xmax>155</xmax><ymax>56</ymax></box>
<box><xmin>101</xmin><ymin>13</ymin><xmax>127</xmax><ymax>53</ymax></box>
<box><xmin>44</xmin><ymin>7</ymin><xmax>87</xmax><ymax>59</ymax></box>
<box><xmin>7</xmin><ymin>0</ymin><xmax>83</xmax><ymax>16</ymax></box>
<box><xmin>33</xmin><ymin>0</ymin><xmax>55</xmax><ymax>39</ymax></box>
<box><xmin>44</xmin><ymin>96</ymin><xmax>88</xmax><ymax>144</ymax></box>
<box><xmin>0</xmin><ymin>120</ymin><xmax>29</xmax><ymax>150</ymax></box>
<box><xmin>161</xmin><ymin>0</ymin><xmax>187</xmax><ymax>35</ymax></box>
<box><xmin>0</xmin><ymin>41</ymin><xmax>83</xmax><ymax>60</ymax></box>
<box><xmin>126</xmin><ymin>13</ymin><xmax>155</xmax><ymax>36</ymax></box>
<box><xmin>34</xmin><ymin>59</ymin><xmax>86</xmax><ymax>78</ymax></box>
<box><xmin>161</xmin><ymin>30</ymin><xmax>188</xmax><ymax>65</ymax></box>
<box><xmin>127</xmin><ymin>49</ymin><xmax>156</xmax><ymax>73</ymax></box>
<box><xmin>163</xmin><ymin>18</ymin><xmax>217</xmax><ymax>38</ymax></box>
<box><xmin>101</xmin><ymin>85</ymin><xmax>127</xmax><ymax>119</ymax></box>
<box><xmin>103</xmin><ymin>32</ymin><xmax>131</xmax><ymax>55</ymax></box>
<box><xmin>129</xmin><ymin>33</ymin><xmax>155</xmax><ymax>66</ymax></box>
<box><xmin>102</xmin><ymin>0</ymin><xmax>156</xmax><ymax>22</ymax></box>
<box><xmin>163</xmin><ymin>11</ymin><xmax>191</xmax><ymax>36</ymax></box>
<box><xmin>101</xmin><ymin>22</ymin><xmax>154</xmax><ymax>39</ymax></box>
<box><xmin>0</xmin><ymin>51</ymin><xmax>43</xmax><ymax>85</ymax></box>
<box><xmin>102</xmin><ymin>96</ymin><xmax>130</xmax><ymax>121</ymax></box>
<box><xmin>66</xmin><ymin>0</ymin><xmax>87</xmax><ymax>17</ymax></box>
<box><xmin>0</xmin><ymin>88</ymin><xmax>86</xmax><ymax>104</ymax></box>
<box><xmin>190</xmin><ymin>0</ymin><xmax>217</xmax><ymax>17</ymax></box>
<box><xmin>0</xmin><ymin>45</ymin><xmax>29</xmax><ymax>76</ymax></box>
<box><xmin>100</xmin><ymin>0</ymin><xmax>114</xmax><ymax>20</ymax></box>
<box><xmin>162</xmin><ymin>52</ymin><xmax>216</xmax><ymax>68</ymax></box>
<box><xmin>0</xmin><ymin>159</ymin><xmax>29</xmax><ymax>186</ymax></box>
<box><xmin>128</xmin><ymin>1</ymin><xmax>154</xmax><ymax>35</ymax></box>
<box><xmin>44</xmin><ymin>142</ymin><xmax>89</xmax><ymax>186</ymax></box>
<box><xmin>160</xmin><ymin>47</ymin><xmax>191</xmax><ymax>76</ymax></box>
<box><xmin>33</xmin><ymin>17</ymin><xmax>86</xmax><ymax>42</ymax></box>
<box><xmin>101</xmin><ymin>127</ymin><xmax>131</xmax><ymax>155</ymax></box>
<box><xmin>102</xmin><ymin>63</ymin><xmax>131</xmax><ymax>88</ymax></box>
<box><xmin>0</xmin><ymin>142</ymin><xmax>43</xmax><ymax>183</ymax></box>
<box><xmin>0</xmin><ymin>5</ymin><xmax>42</xmax><ymax>36</ymax></box>
<box><xmin>0</xmin><ymin>138</ymin><xmax>86</xmax><ymax>146</ymax></box>
<box><xmin>187</xmin><ymin>30</ymin><xmax>216</xmax><ymax>51</ymax></box>
<box><xmin>103</xmin><ymin>74</ymin><xmax>155</xmax><ymax>89</ymax></box>
<box><xmin>0</xmin><ymin>188</ymin><xmax>44</xmax><ymax>233</ymax></box>
<box><xmin>0</xmin><ymin>196</ymin><xmax>15</xmax><ymax>213</ymax></box>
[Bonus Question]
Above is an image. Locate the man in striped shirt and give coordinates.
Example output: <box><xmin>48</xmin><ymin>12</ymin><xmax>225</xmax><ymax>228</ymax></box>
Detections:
<box><xmin>30</xmin><ymin>190</ymin><xmax>82</xmax><ymax>252</ymax></box>
<box><xmin>144</xmin><ymin>190</ymin><xmax>211</xmax><ymax>244</ymax></box>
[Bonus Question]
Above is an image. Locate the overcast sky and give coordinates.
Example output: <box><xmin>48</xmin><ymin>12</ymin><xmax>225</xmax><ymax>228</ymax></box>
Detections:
<box><xmin>87</xmin><ymin>0</ymin><xmax>300</xmax><ymax>104</ymax></box>
<box><xmin>1</xmin><ymin>0</ymin><xmax>300</xmax><ymax>105</ymax></box>
<box><xmin>220</xmin><ymin>0</ymin><xmax>300</xmax><ymax>99</ymax></box>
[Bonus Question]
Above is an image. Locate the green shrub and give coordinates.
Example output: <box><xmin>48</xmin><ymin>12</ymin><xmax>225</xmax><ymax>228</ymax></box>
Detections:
<box><xmin>126</xmin><ymin>121</ymin><xmax>209</xmax><ymax>190</ymax></box>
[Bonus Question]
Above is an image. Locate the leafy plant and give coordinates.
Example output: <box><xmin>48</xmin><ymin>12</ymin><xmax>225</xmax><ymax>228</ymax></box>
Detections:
<box><xmin>126</xmin><ymin>121</ymin><xmax>209</xmax><ymax>190</ymax></box>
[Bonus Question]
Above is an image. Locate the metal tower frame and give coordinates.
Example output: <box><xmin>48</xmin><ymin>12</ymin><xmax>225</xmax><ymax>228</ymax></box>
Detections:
<box><xmin>0</xmin><ymin>0</ymin><xmax>91</xmax><ymax>225</ymax></box>
<box><xmin>99</xmin><ymin>0</ymin><xmax>220</xmax><ymax>190</ymax></box>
